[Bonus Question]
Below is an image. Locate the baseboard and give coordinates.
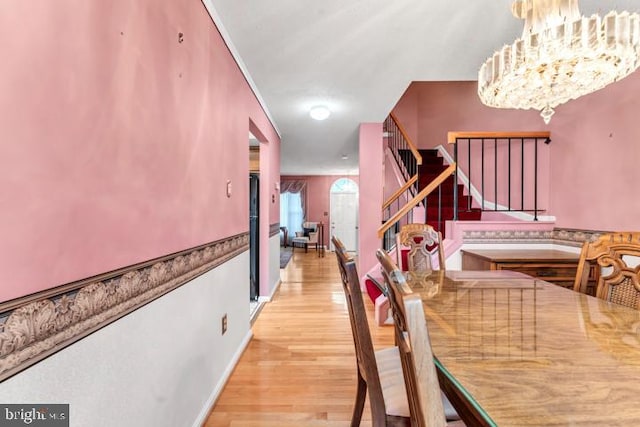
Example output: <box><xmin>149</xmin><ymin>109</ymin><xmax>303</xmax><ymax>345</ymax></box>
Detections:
<box><xmin>192</xmin><ymin>329</ymin><xmax>253</xmax><ymax>427</ymax></box>
<box><xmin>258</xmin><ymin>278</ymin><xmax>282</xmax><ymax>303</ymax></box>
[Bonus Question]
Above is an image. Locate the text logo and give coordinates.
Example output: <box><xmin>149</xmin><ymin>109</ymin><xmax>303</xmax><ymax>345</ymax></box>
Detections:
<box><xmin>0</xmin><ymin>405</ymin><xmax>68</xmax><ymax>427</ymax></box>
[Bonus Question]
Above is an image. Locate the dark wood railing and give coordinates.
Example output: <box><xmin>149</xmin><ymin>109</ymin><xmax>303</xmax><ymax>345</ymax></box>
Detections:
<box><xmin>448</xmin><ymin>132</ymin><xmax>551</xmax><ymax>221</ymax></box>
<box><xmin>384</xmin><ymin>113</ymin><xmax>422</xmax><ymax>188</ymax></box>
<box><xmin>381</xmin><ymin>114</ymin><xmax>423</xmax><ymax>250</ymax></box>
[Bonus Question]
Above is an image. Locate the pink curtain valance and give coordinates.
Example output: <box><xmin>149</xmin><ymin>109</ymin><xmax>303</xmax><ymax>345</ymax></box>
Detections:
<box><xmin>280</xmin><ymin>180</ymin><xmax>306</xmax><ymax>194</ymax></box>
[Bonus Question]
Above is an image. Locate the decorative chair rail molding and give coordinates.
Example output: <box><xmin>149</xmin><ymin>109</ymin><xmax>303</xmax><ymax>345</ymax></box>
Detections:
<box><xmin>463</xmin><ymin>229</ymin><xmax>554</xmax><ymax>243</ymax></box>
<box><xmin>460</xmin><ymin>226</ymin><xmax>606</xmax><ymax>247</ymax></box>
<box><xmin>0</xmin><ymin>233</ymin><xmax>249</xmax><ymax>382</ymax></box>
<box><xmin>269</xmin><ymin>223</ymin><xmax>280</xmax><ymax>237</ymax></box>
<box><xmin>552</xmin><ymin>227</ymin><xmax>604</xmax><ymax>247</ymax></box>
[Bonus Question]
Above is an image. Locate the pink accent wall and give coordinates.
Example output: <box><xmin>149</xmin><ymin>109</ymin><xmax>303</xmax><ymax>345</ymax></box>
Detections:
<box><xmin>384</xmin><ymin>149</ymin><xmax>404</xmax><ymax>201</ymax></box>
<box><xmin>383</xmin><ymin>150</ymin><xmax>417</xmax><ymax>226</ymax></box>
<box><xmin>358</xmin><ymin>123</ymin><xmax>384</xmax><ymax>277</ymax></box>
<box><xmin>392</xmin><ymin>77</ymin><xmax>640</xmax><ymax>230</ymax></box>
<box><xmin>548</xmin><ymin>71</ymin><xmax>640</xmax><ymax>230</ymax></box>
<box><xmin>390</xmin><ymin>86</ymin><xmax>419</xmax><ymax>144</ymax></box>
<box><xmin>0</xmin><ymin>1</ymin><xmax>279</xmax><ymax>302</ymax></box>
<box><xmin>281</xmin><ymin>175</ymin><xmax>359</xmax><ymax>247</ymax></box>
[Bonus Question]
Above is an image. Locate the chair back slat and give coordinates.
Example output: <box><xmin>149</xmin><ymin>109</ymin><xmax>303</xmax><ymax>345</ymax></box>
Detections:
<box><xmin>398</xmin><ymin>224</ymin><xmax>445</xmax><ymax>272</ymax></box>
<box><xmin>377</xmin><ymin>249</ymin><xmax>448</xmax><ymax>427</ymax></box>
<box><xmin>574</xmin><ymin>232</ymin><xmax>640</xmax><ymax>309</ymax></box>
<box><xmin>333</xmin><ymin>236</ymin><xmax>388</xmax><ymax>423</ymax></box>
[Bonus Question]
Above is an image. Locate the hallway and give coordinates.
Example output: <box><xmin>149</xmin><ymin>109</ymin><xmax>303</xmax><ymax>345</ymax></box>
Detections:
<box><xmin>205</xmin><ymin>250</ymin><xmax>394</xmax><ymax>426</ymax></box>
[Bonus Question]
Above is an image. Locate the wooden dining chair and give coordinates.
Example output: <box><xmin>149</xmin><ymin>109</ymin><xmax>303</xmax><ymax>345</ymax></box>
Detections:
<box><xmin>377</xmin><ymin>249</ymin><xmax>464</xmax><ymax>427</ymax></box>
<box><xmin>573</xmin><ymin>232</ymin><xmax>640</xmax><ymax>309</ymax></box>
<box><xmin>397</xmin><ymin>224</ymin><xmax>445</xmax><ymax>272</ymax></box>
<box><xmin>333</xmin><ymin>234</ymin><xmax>348</xmax><ymax>256</ymax></box>
<box><xmin>332</xmin><ymin>236</ymin><xmax>411</xmax><ymax>426</ymax></box>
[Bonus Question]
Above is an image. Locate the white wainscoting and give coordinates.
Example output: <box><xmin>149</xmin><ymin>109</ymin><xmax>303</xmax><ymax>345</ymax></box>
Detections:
<box><xmin>265</xmin><ymin>233</ymin><xmax>282</xmax><ymax>301</ymax></box>
<box><xmin>0</xmin><ymin>252</ymin><xmax>251</xmax><ymax>427</ymax></box>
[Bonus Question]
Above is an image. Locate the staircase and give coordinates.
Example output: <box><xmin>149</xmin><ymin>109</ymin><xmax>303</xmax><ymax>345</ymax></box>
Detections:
<box><xmin>373</xmin><ymin>126</ymin><xmax>551</xmax><ymax>326</ymax></box>
<box><xmin>402</xmin><ymin>148</ymin><xmax>482</xmax><ymax>237</ymax></box>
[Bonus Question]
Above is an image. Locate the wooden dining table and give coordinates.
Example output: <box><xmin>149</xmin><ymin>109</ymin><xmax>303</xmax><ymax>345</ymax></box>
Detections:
<box><xmin>403</xmin><ymin>269</ymin><xmax>640</xmax><ymax>427</ymax></box>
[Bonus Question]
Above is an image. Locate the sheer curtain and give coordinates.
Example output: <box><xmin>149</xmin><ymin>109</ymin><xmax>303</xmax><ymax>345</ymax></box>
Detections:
<box><xmin>280</xmin><ymin>180</ymin><xmax>307</xmax><ymax>243</ymax></box>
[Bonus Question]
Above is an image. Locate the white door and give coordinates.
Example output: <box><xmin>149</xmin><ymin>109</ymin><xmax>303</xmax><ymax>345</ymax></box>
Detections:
<box><xmin>330</xmin><ymin>179</ymin><xmax>359</xmax><ymax>252</ymax></box>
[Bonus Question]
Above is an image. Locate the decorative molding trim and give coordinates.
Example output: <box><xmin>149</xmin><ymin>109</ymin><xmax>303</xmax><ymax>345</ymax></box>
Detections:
<box><xmin>462</xmin><ymin>229</ymin><xmax>554</xmax><ymax>243</ymax></box>
<box><xmin>461</xmin><ymin>226</ymin><xmax>606</xmax><ymax>247</ymax></box>
<box><xmin>0</xmin><ymin>233</ymin><xmax>249</xmax><ymax>382</ymax></box>
<box><xmin>269</xmin><ymin>223</ymin><xmax>281</xmax><ymax>237</ymax></box>
<box><xmin>552</xmin><ymin>227</ymin><xmax>606</xmax><ymax>247</ymax></box>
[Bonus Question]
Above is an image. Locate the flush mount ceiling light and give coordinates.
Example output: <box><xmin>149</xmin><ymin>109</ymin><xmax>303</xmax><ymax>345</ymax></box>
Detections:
<box><xmin>478</xmin><ymin>0</ymin><xmax>640</xmax><ymax>124</ymax></box>
<box><xmin>309</xmin><ymin>105</ymin><xmax>331</xmax><ymax>121</ymax></box>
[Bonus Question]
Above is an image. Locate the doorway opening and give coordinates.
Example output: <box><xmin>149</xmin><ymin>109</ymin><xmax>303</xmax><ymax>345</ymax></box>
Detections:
<box><xmin>249</xmin><ymin>173</ymin><xmax>259</xmax><ymax>302</ymax></box>
<box><xmin>249</xmin><ymin>132</ymin><xmax>261</xmax><ymax>322</ymax></box>
<box><xmin>330</xmin><ymin>178</ymin><xmax>359</xmax><ymax>252</ymax></box>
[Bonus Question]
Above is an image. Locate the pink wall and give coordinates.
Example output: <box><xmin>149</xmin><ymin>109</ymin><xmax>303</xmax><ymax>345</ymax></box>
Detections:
<box><xmin>358</xmin><ymin>123</ymin><xmax>384</xmax><ymax>277</ymax></box>
<box><xmin>390</xmin><ymin>85</ymin><xmax>419</xmax><ymax>144</ymax></box>
<box><xmin>281</xmin><ymin>175</ymin><xmax>359</xmax><ymax>247</ymax></box>
<box><xmin>384</xmin><ymin>152</ymin><xmax>402</xmax><ymax>202</ymax></box>
<box><xmin>383</xmin><ymin>150</ymin><xmax>416</xmax><ymax>224</ymax></box>
<box><xmin>0</xmin><ymin>1</ymin><xmax>279</xmax><ymax>302</ymax></box>
<box><xmin>394</xmin><ymin>82</ymin><xmax>542</xmax><ymax>146</ymax></box>
<box><xmin>392</xmin><ymin>76</ymin><xmax>640</xmax><ymax>230</ymax></box>
<box><xmin>547</xmin><ymin>71</ymin><xmax>640</xmax><ymax>230</ymax></box>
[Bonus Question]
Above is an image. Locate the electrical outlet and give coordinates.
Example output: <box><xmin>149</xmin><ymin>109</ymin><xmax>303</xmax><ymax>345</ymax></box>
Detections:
<box><xmin>221</xmin><ymin>313</ymin><xmax>228</xmax><ymax>335</ymax></box>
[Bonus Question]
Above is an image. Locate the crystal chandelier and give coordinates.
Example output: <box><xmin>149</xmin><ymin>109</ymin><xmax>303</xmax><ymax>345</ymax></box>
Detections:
<box><xmin>478</xmin><ymin>0</ymin><xmax>640</xmax><ymax>124</ymax></box>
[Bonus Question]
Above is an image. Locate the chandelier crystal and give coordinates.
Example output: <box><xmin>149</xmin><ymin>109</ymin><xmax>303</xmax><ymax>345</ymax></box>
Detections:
<box><xmin>478</xmin><ymin>0</ymin><xmax>640</xmax><ymax>124</ymax></box>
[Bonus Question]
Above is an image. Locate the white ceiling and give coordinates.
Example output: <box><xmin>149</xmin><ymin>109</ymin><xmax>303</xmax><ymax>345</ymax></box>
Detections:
<box><xmin>209</xmin><ymin>0</ymin><xmax>640</xmax><ymax>175</ymax></box>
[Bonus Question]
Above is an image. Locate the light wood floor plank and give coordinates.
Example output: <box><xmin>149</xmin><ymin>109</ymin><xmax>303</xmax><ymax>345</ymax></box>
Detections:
<box><xmin>204</xmin><ymin>251</ymin><xmax>394</xmax><ymax>426</ymax></box>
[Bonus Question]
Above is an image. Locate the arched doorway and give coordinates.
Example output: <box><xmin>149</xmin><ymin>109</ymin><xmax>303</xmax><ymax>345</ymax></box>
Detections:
<box><xmin>330</xmin><ymin>178</ymin><xmax>359</xmax><ymax>252</ymax></box>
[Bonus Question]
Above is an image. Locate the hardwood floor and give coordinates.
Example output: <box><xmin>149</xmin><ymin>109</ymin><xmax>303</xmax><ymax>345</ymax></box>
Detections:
<box><xmin>204</xmin><ymin>250</ymin><xmax>394</xmax><ymax>426</ymax></box>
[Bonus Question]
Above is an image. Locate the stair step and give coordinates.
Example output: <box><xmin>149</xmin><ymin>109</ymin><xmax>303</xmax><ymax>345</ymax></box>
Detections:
<box><xmin>457</xmin><ymin>210</ymin><xmax>483</xmax><ymax>220</ymax></box>
<box><xmin>426</xmin><ymin>207</ymin><xmax>481</xmax><ymax>217</ymax></box>
<box><xmin>421</xmin><ymin>156</ymin><xmax>444</xmax><ymax>166</ymax></box>
<box><xmin>418</xmin><ymin>178</ymin><xmax>467</xmax><ymax>194</ymax></box>
<box><xmin>418</xmin><ymin>149</ymin><xmax>439</xmax><ymax>158</ymax></box>
<box><xmin>421</xmin><ymin>190</ymin><xmax>470</xmax><ymax>202</ymax></box>
<box><xmin>419</xmin><ymin>168</ymin><xmax>448</xmax><ymax>179</ymax></box>
<box><xmin>394</xmin><ymin>146</ymin><xmax>484</xmax><ymax>239</ymax></box>
<box><xmin>420</xmin><ymin>166</ymin><xmax>455</xmax><ymax>174</ymax></box>
<box><xmin>419</xmin><ymin>174</ymin><xmax>454</xmax><ymax>185</ymax></box>
<box><xmin>426</xmin><ymin>194</ymin><xmax>472</xmax><ymax>205</ymax></box>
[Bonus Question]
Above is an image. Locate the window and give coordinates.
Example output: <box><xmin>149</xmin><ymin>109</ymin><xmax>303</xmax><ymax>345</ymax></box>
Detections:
<box><xmin>331</xmin><ymin>178</ymin><xmax>358</xmax><ymax>193</ymax></box>
<box><xmin>280</xmin><ymin>192</ymin><xmax>304</xmax><ymax>238</ymax></box>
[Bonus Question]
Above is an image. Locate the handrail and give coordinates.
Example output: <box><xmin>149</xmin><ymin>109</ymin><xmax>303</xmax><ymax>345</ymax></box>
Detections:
<box><xmin>382</xmin><ymin>175</ymin><xmax>418</xmax><ymax>211</ymax></box>
<box><xmin>390</xmin><ymin>113</ymin><xmax>422</xmax><ymax>165</ymax></box>
<box><xmin>378</xmin><ymin>163</ymin><xmax>456</xmax><ymax>238</ymax></box>
<box><xmin>449</xmin><ymin>131</ymin><xmax>550</xmax><ymax>221</ymax></box>
<box><xmin>447</xmin><ymin>131</ymin><xmax>551</xmax><ymax>144</ymax></box>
